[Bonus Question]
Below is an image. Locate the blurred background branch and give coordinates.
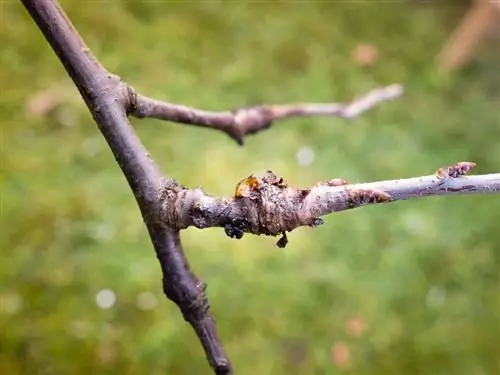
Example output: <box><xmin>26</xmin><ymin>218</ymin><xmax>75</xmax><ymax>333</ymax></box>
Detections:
<box><xmin>437</xmin><ymin>0</ymin><xmax>500</xmax><ymax>69</ymax></box>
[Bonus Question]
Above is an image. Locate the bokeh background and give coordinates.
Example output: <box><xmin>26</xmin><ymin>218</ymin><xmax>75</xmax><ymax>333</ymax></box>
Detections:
<box><xmin>2</xmin><ymin>1</ymin><xmax>500</xmax><ymax>374</ymax></box>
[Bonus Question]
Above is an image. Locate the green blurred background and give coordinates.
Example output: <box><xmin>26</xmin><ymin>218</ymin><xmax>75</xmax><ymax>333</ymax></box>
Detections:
<box><xmin>2</xmin><ymin>1</ymin><xmax>500</xmax><ymax>374</ymax></box>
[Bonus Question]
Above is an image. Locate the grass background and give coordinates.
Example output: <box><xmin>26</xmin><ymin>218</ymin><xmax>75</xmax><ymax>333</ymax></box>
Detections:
<box><xmin>1</xmin><ymin>1</ymin><xmax>500</xmax><ymax>374</ymax></box>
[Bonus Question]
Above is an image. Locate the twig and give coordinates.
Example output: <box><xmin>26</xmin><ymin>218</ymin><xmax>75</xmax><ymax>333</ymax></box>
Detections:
<box><xmin>158</xmin><ymin>162</ymin><xmax>500</xmax><ymax>247</ymax></box>
<box><xmin>128</xmin><ymin>84</ymin><xmax>404</xmax><ymax>145</ymax></box>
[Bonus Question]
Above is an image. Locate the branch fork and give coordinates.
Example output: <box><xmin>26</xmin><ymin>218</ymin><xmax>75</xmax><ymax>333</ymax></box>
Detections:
<box><xmin>20</xmin><ymin>1</ymin><xmax>500</xmax><ymax>373</ymax></box>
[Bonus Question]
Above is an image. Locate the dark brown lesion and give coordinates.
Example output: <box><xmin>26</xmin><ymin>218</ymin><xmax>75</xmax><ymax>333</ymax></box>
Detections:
<box><xmin>223</xmin><ymin>218</ymin><xmax>250</xmax><ymax>240</ymax></box>
<box><xmin>347</xmin><ymin>188</ymin><xmax>391</xmax><ymax>208</ymax></box>
<box><xmin>227</xmin><ymin>171</ymin><xmax>347</xmax><ymax>248</ymax></box>
<box><xmin>276</xmin><ymin>231</ymin><xmax>288</xmax><ymax>248</ymax></box>
<box><xmin>436</xmin><ymin>161</ymin><xmax>476</xmax><ymax>180</ymax></box>
<box><xmin>262</xmin><ymin>170</ymin><xmax>289</xmax><ymax>188</ymax></box>
<box><xmin>295</xmin><ymin>188</ymin><xmax>311</xmax><ymax>202</ymax></box>
<box><xmin>228</xmin><ymin>171</ymin><xmax>300</xmax><ymax>247</ymax></box>
<box><xmin>301</xmin><ymin>217</ymin><xmax>325</xmax><ymax>228</ymax></box>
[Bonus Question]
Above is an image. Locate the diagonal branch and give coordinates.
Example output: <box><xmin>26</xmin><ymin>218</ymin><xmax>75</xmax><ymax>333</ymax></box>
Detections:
<box><xmin>21</xmin><ymin>0</ymin><xmax>233</xmax><ymax>374</ymax></box>
<box><xmin>147</xmin><ymin>225</ymin><xmax>232</xmax><ymax>374</ymax></box>
<box><xmin>127</xmin><ymin>84</ymin><xmax>404</xmax><ymax>145</ymax></box>
<box><xmin>157</xmin><ymin>162</ymin><xmax>500</xmax><ymax>247</ymax></box>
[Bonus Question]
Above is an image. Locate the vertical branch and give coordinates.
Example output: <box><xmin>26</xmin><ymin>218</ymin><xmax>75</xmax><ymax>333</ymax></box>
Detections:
<box><xmin>148</xmin><ymin>226</ymin><xmax>232</xmax><ymax>374</ymax></box>
<box><xmin>21</xmin><ymin>0</ymin><xmax>234</xmax><ymax>374</ymax></box>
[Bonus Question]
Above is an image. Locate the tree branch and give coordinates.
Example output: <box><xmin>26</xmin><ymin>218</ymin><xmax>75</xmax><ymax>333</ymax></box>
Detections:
<box><xmin>128</xmin><ymin>84</ymin><xmax>404</xmax><ymax>145</ymax></box>
<box><xmin>147</xmin><ymin>225</ymin><xmax>232</xmax><ymax>374</ymax></box>
<box><xmin>23</xmin><ymin>0</ymin><xmax>496</xmax><ymax>373</ymax></box>
<box><xmin>157</xmin><ymin>162</ymin><xmax>500</xmax><ymax>247</ymax></box>
<box><xmin>21</xmin><ymin>0</ymin><xmax>233</xmax><ymax>374</ymax></box>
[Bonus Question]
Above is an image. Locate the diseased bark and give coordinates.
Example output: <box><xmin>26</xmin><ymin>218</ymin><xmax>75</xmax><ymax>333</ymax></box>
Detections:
<box><xmin>157</xmin><ymin>163</ymin><xmax>500</xmax><ymax>247</ymax></box>
<box><xmin>20</xmin><ymin>0</ymin><xmax>500</xmax><ymax>374</ymax></box>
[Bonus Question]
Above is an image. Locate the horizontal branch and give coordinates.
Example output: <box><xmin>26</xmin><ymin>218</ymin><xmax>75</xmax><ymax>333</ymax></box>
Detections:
<box><xmin>157</xmin><ymin>162</ymin><xmax>500</xmax><ymax>247</ymax></box>
<box><xmin>127</xmin><ymin>84</ymin><xmax>404</xmax><ymax>145</ymax></box>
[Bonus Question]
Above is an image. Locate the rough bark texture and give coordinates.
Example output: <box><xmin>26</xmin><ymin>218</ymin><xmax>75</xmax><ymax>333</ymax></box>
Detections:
<box><xmin>157</xmin><ymin>165</ymin><xmax>500</xmax><ymax>247</ymax></box>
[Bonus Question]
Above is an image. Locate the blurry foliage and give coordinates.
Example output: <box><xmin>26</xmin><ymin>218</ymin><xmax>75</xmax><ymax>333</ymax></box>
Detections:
<box><xmin>1</xmin><ymin>1</ymin><xmax>500</xmax><ymax>375</ymax></box>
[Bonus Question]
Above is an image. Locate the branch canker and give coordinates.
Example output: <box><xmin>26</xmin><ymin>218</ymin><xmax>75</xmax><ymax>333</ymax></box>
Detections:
<box><xmin>158</xmin><ymin>162</ymin><xmax>500</xmax><ymax>247</ymax></box>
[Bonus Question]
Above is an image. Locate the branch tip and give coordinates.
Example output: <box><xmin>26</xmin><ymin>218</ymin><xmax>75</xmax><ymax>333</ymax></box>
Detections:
<box><xmin>125</xmin><ymin>85</ymin><xmax>138</xmax><ymax>115</ymax></box>
<box><xmin>436</xmin><ymin>161</ymin><xmax>476</xmax><ymax>180</ymax></box>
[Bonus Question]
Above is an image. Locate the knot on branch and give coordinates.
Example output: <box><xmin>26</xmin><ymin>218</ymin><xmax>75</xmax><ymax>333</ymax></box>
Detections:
<box><xmin>162</xmin><ymin>278</ymin><xmax>209</xmax><ymax>323</ymax></box>
<box><xmin>230</xmin><ymin>107</ymin><xmax>274</xmax><ymax>145</ymax></box>
<box><xmin>182</xmin><ymin>283</ymin><xmax>210</xmax><ymax>323</ymax></box>
<box><xmin>228</xmin><ymin>170</ymin><xmax>321</xmax><ymax>247</ymax></box>
<box><xmin>157</xmin><ymin>179</ymin><xmax>197</xmax><ymax>228</ymax></box>
<box><xmin>125</xmin><ymin>85</ymin><xmax>139</xmax><ymax>115</ymax></box>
